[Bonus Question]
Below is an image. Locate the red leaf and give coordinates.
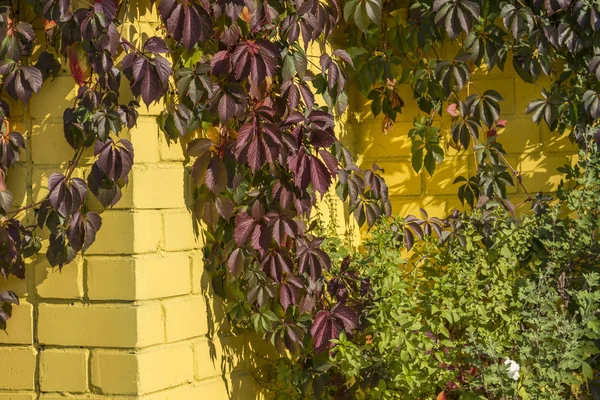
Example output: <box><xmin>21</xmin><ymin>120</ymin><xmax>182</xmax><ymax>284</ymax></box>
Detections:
<box><xmin>68</xmin><ymin>43</ymin><xmax>89</xmax><ymax>86</ymax></box>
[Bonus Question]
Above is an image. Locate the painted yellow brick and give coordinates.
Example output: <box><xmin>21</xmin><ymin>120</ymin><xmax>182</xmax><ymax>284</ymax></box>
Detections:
<box><xmin>132</xmin><ymin>165</ymin><xmax>187</xmax><ymax>209</ymax></box>
<box><xmin>168</xmin><ymin>379</ymin><xmax>224</xmax><ymax>400</ymax></box>
<box><xmin>86</xmin><ymin>257</ymin><xmax>136</xmax><ymax>300</ymax></box>
<box><xmin>90</xmin><ymin>350</ymin><xmax>138</xmax><ymax>394</ymax></box>
<box><xmin>191</xmin><ymin>252</ymin><xmax>203</xmax><ymax>294</ymax></box>
<box><xmin>391</xmin><ymin>195</ymin><xmax>463</xmax><ymax>218</ymax></box>
<box><xmin>37</xmin><ymin>303</ymin><xmax>163</xmax><ymax>347</ymax></box>
<box><xmin>30</xmin><ymin>77</ymin><xmax>77</xmax><ymax>119</ymax></box>
<box><xmin>87</xmin><ymin>254</ymin><xmax>191</xmax><ymax>301</ymax></box>
<box><xmin>86</xmin><ymin>211</ymin><xmax>162</xmax><ymax>255</ymax></box>
<box><xmin>125</xmin><ymin>117</ymin><xmax>160</xmax><ymax>163</ymax></box>
<box><xmin>40</xmin><ymin>349</ymin><xmax>88</xmax><ymax>393</ymax></box>
<box><xmin>5</xmin><ymin>164</ymin><xmax>28</xmax><ymax>210</ymax></box>
<box><xmin>379</xmin><ymin>161</ymin><xmax>421</xmax><ymax>197</ymax></box>
<box><xmin>541</xmin><ymin>126</ymin><xmax>577</xmax><ymax>153</ymax></box>
<box><xmin>355</xmin><ymin>121</ymin><xmax>412</xmax><ymax>160</ymax></box>
<box><xmin>138</xmin><ymin>343</ymin><xmax>195</xmax><ymax>394</ymax></box>
<box><xmin>163</xmin><ymin>210</ymin><xmax>200</xmax><ymax>251</ymax></box>
<box><xmin>30</xmin><ymin>122</ymin><xmax>94</xmax><ymax>165</ymax></box>
<box><xmin>0</xmin><ymin>301</ymin><xmax>33</xmax><ymax>345</ymax></box>
<box><xmin>426</xmin><ymin>157</ymin><xmax>469</xmax><ymax>196</ymax></box>
<box><xmin>497</xmin><ymin>118</ymin><xmax>541</xmax><ymax>154</ymax></box>
<box><xmin>0</xmin><ymin>393</ymin><xmax>35</xmax><ymax>400</ymax></box>
<box><xmin>0</xmin><ymin>347</ymin><xmax>36</xmax><ymax>390</ymax></box>
<box><xmin>31</xmin><ymin>167</ymin><xmax>84</xmax><ymax>203</ymax></box>
<box><xmin>160</xmin><ymin>135</ymin><xmax>188</xmax><ymax>161</ymax></box>
<box><xmin>35</xmin><ymin>257</ymin><xmax>83</xmax><ymax>299</ymax></box>
<box><xmin>515</xmin><ymin>77</ymin><xmax>550</xmax><ymax>114</ymax></box>
<box><xmin>468</xmin><ymin>78</ymin><xmax>516</xmax><ymax>115</ymax></box>
<box><xmin>39</xmin><ymin>395</ymin><xmax>137</xmax><ymax>400</ymax></box>
<box><xmin>193</xmin><ymin>335</ymin><xmax>249</xmax><ymax>381</ymax></box>
<box><xmin>164</xmin><ymin>296</ymin><xmax>207</xmax><ymax>342</ymax></box>
<box><xmin>518</xmin><ymin>153</ymin><xmax>571</xmax><ymax>193</ymax></box>
<box><xmin>228</xmin><ymin>374</ymin><xmax>270</xmax><ymax>400</ymax></box>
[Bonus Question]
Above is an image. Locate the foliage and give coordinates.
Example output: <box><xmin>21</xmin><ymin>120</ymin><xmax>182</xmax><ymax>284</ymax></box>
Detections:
<box><xmin>342</xmin><ymin>0</ymin><xmax>600</xmax><ymax>208</ymax></box>
<box><xmin>0</xmin><ymin>0</ymin><xmax>390</xmax><ymax>352</ymax></box>
<box><xmin>261</xmin><ymin>128</ymin><xmax>600</xmax><ymax>399</ymax></box>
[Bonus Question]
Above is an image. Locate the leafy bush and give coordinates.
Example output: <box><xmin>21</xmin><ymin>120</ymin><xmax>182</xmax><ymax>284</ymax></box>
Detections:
<box><xmin>260</xmin><ymin>129</ymin><xmax>600</xmax><ymax>399</ymax></box>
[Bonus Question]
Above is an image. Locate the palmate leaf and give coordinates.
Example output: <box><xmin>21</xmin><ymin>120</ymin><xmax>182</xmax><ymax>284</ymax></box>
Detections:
<box><xmin>468</xmin><ymin>90</ymin><xmax>503</xmax><ymax>128</ymax></box>
<box><xmin>584</xmin><ymin>90</ymin><xmax>600</xmax><ymax>119</ymax></box>
<box><xmin>433</xmin><ymin>0</ymin><xmax>481</xmax><ymax>39</ymax></box>
<box><xmin>310</xmin><ymin>304</ymin><xmax>358</xmax><ymax>353</ymax></box>
<box><xmin>48</xmin><ymin>174</ymin><xmax>87</xmax><ymax>217</ymax></box>
<box><xmin>158</xmin><ymin>0</ymin><xmax>212</xmax><ymax>50</ymax></box>
<box><xmin>435</xmin><ymin>60</ymin><xmax>470</xmax><ymax>97</ymax></box>
<box><xmin>232</xmin><ymin>39</ymin><xmax>279</xmax><ymax>86</ymax></box>
<box><xmin>2</xmin><ymin>65</ymin><xmax>43</xmax><ymax>103</ymax></box>
<box><xmin>500</xmin><ymin>5</ymin><xmax>534</xmax><ymax>40</ymax></box>
<box><xmin>343</xmin><ymin>0</ymin><xmax>382</xmax><ymax>32</ymax></box>
<box><xmin>235</xmin><ymin>109</ymin><xmax>282</xmax><ymax>173</ymax></box>
<box><xmin>94</xmin><ymin>139</ymin><xmax>134</xmax><ymax>181</ymax></box>
<box><xmin>526</xmin><ymin>89</ymin><xmax>559</xmax><ymax>128</ymax></box>
<box><xmin>122</xmin><ymin>52</ymin><xmax>172</xmax><ymax>106</ymax></box>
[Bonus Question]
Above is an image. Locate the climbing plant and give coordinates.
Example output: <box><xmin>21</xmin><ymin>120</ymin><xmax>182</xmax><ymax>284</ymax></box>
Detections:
<box><xmin>0</xmin><ymin>0</ymin><xmax>599</xmax><ymax>393</ymax></box>
<box><xmin>0</xmin><ymin>0</ymin><xmax>391</xmax><ymax>343</ymax></box>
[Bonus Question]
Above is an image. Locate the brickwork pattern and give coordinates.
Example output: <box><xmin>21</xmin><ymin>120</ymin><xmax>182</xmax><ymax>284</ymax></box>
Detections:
<box><xmin>0</xmin><ymin>3</ymin><xmax>271</xmax><ymax>399</ymax></box>
<box><xmin>0</xmin><ymin>4</ymin><xmax>573</xmax><ymax>399</ymax></box>
<box><xmin>350</xmin><ymin>54</ymin><xmax>576</xmax><ymax>218</ymax></box>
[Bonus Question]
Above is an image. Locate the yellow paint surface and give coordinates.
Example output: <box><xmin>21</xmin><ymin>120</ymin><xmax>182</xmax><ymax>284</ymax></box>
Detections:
<box><xmin>0</xmin><ymin>3</ymin><xmax>573</xmax><ymax>399</ymax></box>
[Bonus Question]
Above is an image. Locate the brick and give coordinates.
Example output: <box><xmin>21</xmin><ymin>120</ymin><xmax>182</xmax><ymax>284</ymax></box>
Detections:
<box><xmin>354</xmin><ymin>121</ymin><xmax>413</xmax><ymax>160</ymax></box>
<box><xmin>138</xmin><ymin>344</ymin><xmax>195</xmax><ymax>394</ymax></box>
<box><xmin>191</xmin><ymin>252</ymin><xmax>203</xmax><ymax>294</ymax></box>
<box><xmin>160</xmin><ymin>134</ymin><xmax>188</xmax><ymax>161</ymax></box>
<box><xmin>86</xmin><ymin>254</ymin><xmax>191</xmax><ymax>301</ymax></box>
<box><xmin>0</xmin><ymin>347</ymin><xmax>36</xmax><ymax>390</ymax></box>
<box><xmin>31</xmin><ymin>167</ymin><xmax>84</xmax><ymax>203</ymax></box>
<box><xmin>93</xmin><ymin>344</ymin><xmax>194</xmax><ymax>395</ymax></box>
<box><xmin>468</xmin><ymin>78</ymin><xmax>516</xmax><ymax>114</ymax></box>
<box><xmin>380</xmin><ymin>161</ymin><xmax>421</xmax><ymax>197</ymax></box>
<box><xmin>30</xmin><ymin>122</ymin><xmax>93</xmax><ymax>165</ymax></box>
<box><xmin>38</xmin><ymin>303</ymin><xmax>163</xmax><ymax>347</ymax></box>
<box><xmin>541</xmin><ymin>126</ymin><xmax>577</xmax><ymax>153</ymax></box>
<box><xmin>35</xmin><ymin>257</ymin><xmax>84</xmax><ymax>299</ymax></box>
<box><xmin>165</xmin><ymin>380</ymin><xmax>224</xmax><ymax>400</ymax></box>
<box><xmin>163</xmin><ymin>210</ymin><xmax>200</xmax><ymax>251</ymax></box>
<box><xmin>86</xmin><ymin>211</ymin><xmax>162</xmax><ymax>255</ymax></box>
<box><xmin>498</xmin><ymin>118</ymin><xmax>541</xmax><ymax>154</ymax></box>
<box><xmin>40</xmin><ymin>349</ymin><xmax>88</xmax><ymax>393</ymax></box>
<box><xmin>515</xmin><ymin>77</ymin><xmax>550</xmax><ymax>113</ymax></box>
<box><xmin>518</xmin><ymin>153</ymin><xmax>572</xmax><ymax>193</ymax></box>
<box><xmin>125</xmin><ymin>117</ymin><xmax>160</xmax><ymax>163</ymax></box>
<box><xmin>86</xmin><ymin>257</ymin><xmax>136</xmax><ymax>300</ymax></box>
<box><xmin>391</xmin><ymin>195</ymin><xmax>462</xmax><ymax>218</ymax></box>
<box><xmin>5</xmin><ymin>164</ymin><xmax>28</xmax><ymax>210</ymax></box>
<box><xmin>132</xmin><ymin>165</ymin><xmax>187</xmax><ymax>209</ymax></box>
<box><xmin>425</xmin><ymin>157</ymin><xmax>469</xmax><ymax>196</ymax></box>
<box><xmin>30</xmin><ymin>77</ymin><xmax>78</xmax><ymax>119</ymax></box>
<box><xmin>164</xmin><ymin>296</ymin><xmax>207</xmax><ymax>342</ymax></box>
<box><xmin>0</xmin><ymin>301</ymin><xmax>33</xmax><ymax>345</ymax></box>
<box><xmin>193</xmin><ymin>335</ymin><xmax>249</xmax><ymax>381</ymax></box>
<box><xmin>91</xmin><ymin>350</ymin><xmax>139</xmax><ymax>394</ymax></box>
<box><xmin>0</xmin><ymin>394</ymin><xmax>35</xmax><ymax>400</ymax></box>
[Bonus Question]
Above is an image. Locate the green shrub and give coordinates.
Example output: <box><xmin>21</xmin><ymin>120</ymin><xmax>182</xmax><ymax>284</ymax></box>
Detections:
<box><xmin>261</xmin><ymin>129</ymin><xmax>600</xmax><ymax>399</ymax></box>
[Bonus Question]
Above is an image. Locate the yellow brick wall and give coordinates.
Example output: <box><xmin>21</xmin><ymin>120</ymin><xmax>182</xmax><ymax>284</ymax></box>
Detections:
<box><xmin>0</xmin><ymin>3</ymin><xmax>573</xmax><ymax>399</ymax></box>
<box><xmin>0</xmin><ymin>3</ymin><xmax>273</xmax><ymax>399</ymax></box>
<box><xmin>350</xmin><ymin>54</ymin><xmax>576</xmax><ymax>219</ymax></box>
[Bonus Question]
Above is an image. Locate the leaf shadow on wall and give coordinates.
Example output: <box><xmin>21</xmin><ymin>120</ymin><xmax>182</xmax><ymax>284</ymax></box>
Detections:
<box><xmin>200</xmin><ymin>271</ymin><xmax>278</xmax><ymax>399</ymax></box>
